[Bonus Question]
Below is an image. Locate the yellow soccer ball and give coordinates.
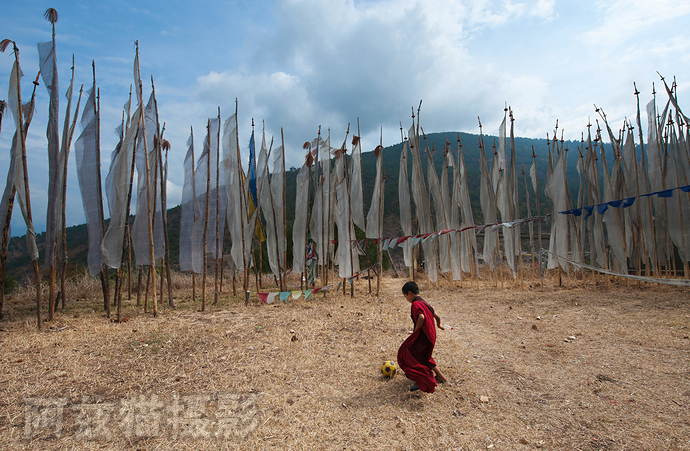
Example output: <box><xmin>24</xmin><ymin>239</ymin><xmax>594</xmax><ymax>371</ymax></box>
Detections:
<box><xmin>381</xmin><ymin>360</ymin><xmax>397</xmax><ymax>378</ymax></box>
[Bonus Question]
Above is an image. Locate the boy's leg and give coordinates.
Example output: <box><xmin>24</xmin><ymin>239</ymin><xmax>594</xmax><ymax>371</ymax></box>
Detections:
<box><xmin>431</xmin><ymin>366</ymin><xmax>447</xmax><ymax>383</ymax></box>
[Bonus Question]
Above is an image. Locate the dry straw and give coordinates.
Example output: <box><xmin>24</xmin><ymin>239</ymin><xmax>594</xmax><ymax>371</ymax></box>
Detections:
<box><xmin>0</xmin><ymin>272</ymin><xmax>689</xmax><ymax>449</ymax></box>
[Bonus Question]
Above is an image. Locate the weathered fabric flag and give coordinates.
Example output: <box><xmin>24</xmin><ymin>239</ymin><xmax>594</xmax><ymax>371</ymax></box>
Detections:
<box><xmin>38</xmin><ymin>40</ymin><xmax>60</xmax><ymax>268</ymax></box>
<box><xmin>496</xmin><ymin>115</ymin><xmax>516</xmax><ymax>275</ymax></box>
<box><xmin>646</xmin><ymin>98</ymin><xmax>669</xmax><ymax>266</ymax></box>
<box><xmin>74</xmin><ymin>87</ymin><xmax>103</xmax><ymax>275</ymax></box>
<box><xmin>544</xmin><ymin>146</ymin><xmax>567</xmax><ymax>271</ymax></box>
<box><xmin>635</xmin><ymin>99</ymin><xmax>656</xmax><ymax>270</ymax></box>
<box><xmin>365</xmin><ymin>147</ymin><xmax>383</xmax><ymax>239</ymax></box>
<box><xmin>179</xmin><ymin>131</ymin><xmax>199</xmax><ymax>272</ymax></box>
<box><xmin>292</xmin><ymin>159</ymin><xmax>310</xmax><ymax>273</ymax></box>
<box><xmin>458</xmin><ymin>144</ymin><xmax>477</xmax><ymax>273</ymax></box>
<box><xmin>479</xmin><ymin>131</ymin><xmax>496</xmax><ymax>270</ymax></box>
<box><xmin>101</xmin><ymin>105</ymin><xmax>140</xmax><ymax>269</ymax></box>
<box><xmin>408</xmin><ymin>123</ymin><xmax>437</xmax><ymax>282</ymax></box>
<box><xmin>205</xmin><ymin>117</ymin><xmax>225</xmax><ymax>259</ymax></box>
<box><xmin>426</xmin><ymin>146</ymin><xmax>450</xmax><ymax>273</ymax></box>
<box><xmin>0</xmin><ymin>98</ymin><xmax>17</xmax><ymax>252</ymax></box>
<box><xmin>223</xmin><ymin>114</ymin><xmax>247</xmax><ymax>270</ymax></box>
<box><xmin>350</xmin><ymin>136</ymin><xmax>365</xmax><ymax>231</ymax></box>
<box><xmin>258</xmin><ymin>130</ymin><xmax>280</xmax><ymax>277</ymax></box>
<box><xmin>131</xmin><ymin>93</ymin><xmax>163</xmax><ymax>266</ymax></box>
<box><xmin>8</xmin><ymin>61</ymin><xmax>39</xmax><ymax>262</ymax></box>
<box><xmin>55</xmin><ymin>72</ymin><xmax>77</xmax><ymax>262</ymax></box>
<box><xmin>334</xmin><ymin>149</ymin><xmax>353</xmax><ymax>278</ymax></box>
<box><xmin>599</xmin><ymin>137</ymin><xmax>628</xmax><ymax>273</ymax></box>
<box><xmin>271</xmin><ymin>142</ymin><xmax>286</xmax><ymax>271</ymax></box>
<box><xmin>447</xmin><ymin>149</ymin><xmax>462</xmax><ymax>280</ymax></box>
<box><xmin>398</xmin><ymin>141</ymin><xmax>413</xmax><ymax>267</ymax></box>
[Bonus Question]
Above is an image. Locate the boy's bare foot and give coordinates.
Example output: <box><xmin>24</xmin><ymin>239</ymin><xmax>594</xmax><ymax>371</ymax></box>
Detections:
<box><xmin>431</xmin><ymin>366</ymin><xmax>447</xmax><ymax>383</ymax></box>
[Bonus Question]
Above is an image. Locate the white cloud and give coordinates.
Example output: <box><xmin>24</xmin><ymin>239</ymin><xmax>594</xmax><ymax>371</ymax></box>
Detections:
<box><xmin>582</xmin><ymin>0</ymin><xmax>690</xmax><ymax>47</ymax></box>
<box><xmin>529</xmin><ymin>0</ymin><xmax>555</xmax><ymax>18</ymax></box>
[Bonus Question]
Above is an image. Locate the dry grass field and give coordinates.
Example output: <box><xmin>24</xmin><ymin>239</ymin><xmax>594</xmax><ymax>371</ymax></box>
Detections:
<box><xmin>1</xmin><ymin>270</ymin><xmax>689</xmax><ymax>450</ymax></box>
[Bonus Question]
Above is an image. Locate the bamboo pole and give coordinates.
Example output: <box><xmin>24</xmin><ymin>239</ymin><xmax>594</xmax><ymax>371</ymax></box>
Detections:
<box><xmin>123</xmin><ymin>84</ymin><xmax>138</xmax><ymax>308</ymax></box>
<box><xmin>0</xmin><ymin>98</ymin><xmax>14</xmax><ymax>320</ymax></box>
<box><xmin>162</xmin><ymin>130</ymin><xmax>173</xmax><ymax>304</ymax></box>
<box><xmin>533</xmin><ymin>148</ymin><xmax>542</xmax><ymax>280</ymax></box>
<box><xmin>0</xmin><ymin>184</ymin><xmax>14</xmax><ymax>321</ymax></box>
<box><xmin>377</xmin><ymin>129</ymin><xmax>383</xmax><ymax>297</ymax></box>
<box><xmin>113</xmin><ymin>100</ymin><xmax>126</xmax><ymax>321</ymax></box>
<box><xmin>214</xmin><ymin>108</ymin><xmax>221</xmax><ymax>305</ymax></box>
<box><xmin>112</xmin><ymin>87</ymin><xmax>132</xmax><ymax>314</ymax></box>
<box><xmin>281</xmin><ymin>127</ymin><xmax>287</xmax><ymax>292</ymax></box>
<box><xmin>264</xmin><ymin>138</ymin><xmax>283</xmax><ymax>292</ymax></box>
<box><xmin>134</xmin><ymin>43</ymin><xmax>157</xmax><ymax>316</ymax></box>
<box><xmin>188</xmin><ymin>126</ymin><xmax>196</xmax><ymax>302</ymax></box>
<box><xmin>90</xmin><ymin>63</ymin><xmax>110</xmax><ymax>317</ymax></box>
<box><xmin>338</xmin><ymin>125</ymin><xmax>352</xmax><ymax>295</ymax></box>
<box><xmin>233</xmin><ymin>100</ymin><xmax>250</xmax><ymax>301</ymax></box>
<box><xmin>149</xmin><ymin>107</ymin><xmax>161</xmax><ymax>308</ymax></box>
<box><xmin>1</xmin><ymin>65</ymin><xmax>62</xmax><ymax>319</ymax></box>
<box><xmin>127</xmin><ymin>225</ymin><xmax>132</xmax><ymax>299</ymax></box>
<box><xmin>7</xmin><ymin>42</ymin><xmax>43</xmax><ymax>329</ymax></box>
<box><xmin>45</xmin><ymin>9</ymin><xmax>58</xmax><ymax>322</ymax></box>
<box><xmin>151</xmin><ymin>79</ymin><xmax>173</xmax><ymax>307</ymax></box>
<box><xmin>201</xmin><ymin>119</ymin><xmax>211</xmax><ymax>312</ymax></box>
<box><xmin>59</xmin><ymin>70</ymin><xmax>82</xmax><ymax>310</ymax></box>
<box><xmin>302</xmin><ymin>140</ymin><xmax>313</xmax><ymax>291</ymax></box>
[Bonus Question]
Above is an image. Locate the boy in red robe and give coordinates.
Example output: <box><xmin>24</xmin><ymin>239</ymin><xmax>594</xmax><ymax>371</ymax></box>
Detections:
<box><xmin>397</xmin><ymin>281</ymin><xmax>447</xmax><ymax>392</ymax></box>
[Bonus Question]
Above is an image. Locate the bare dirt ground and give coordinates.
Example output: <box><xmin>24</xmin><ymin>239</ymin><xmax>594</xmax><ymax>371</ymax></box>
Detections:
<box><xmin>1</xmin><ymin>271</ymin><xmax>689</xmax><ymax>450</ymax></box>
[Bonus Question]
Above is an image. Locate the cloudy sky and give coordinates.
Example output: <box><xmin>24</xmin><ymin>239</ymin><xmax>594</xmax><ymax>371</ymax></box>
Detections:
<box><xmin>1</xmin><ymin>0</ymin><xmax>689</xmax><ymax>236</ymax></box>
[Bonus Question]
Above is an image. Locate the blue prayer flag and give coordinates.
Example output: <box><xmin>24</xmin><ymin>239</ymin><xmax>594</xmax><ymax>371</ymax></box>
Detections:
<box><xmin>248</xmin><ymin>131</ymin><xmax>257</xmax><ymax>203</ymax></box>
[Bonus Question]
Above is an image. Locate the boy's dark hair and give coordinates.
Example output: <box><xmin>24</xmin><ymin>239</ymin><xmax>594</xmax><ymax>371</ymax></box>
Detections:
<box><xmin>402</xmin><ymin>281</ymin><xmax>419</xmax><ymax>295</ymax></box>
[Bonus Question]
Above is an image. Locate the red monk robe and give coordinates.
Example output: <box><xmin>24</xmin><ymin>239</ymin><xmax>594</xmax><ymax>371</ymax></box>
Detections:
<box><xmin>397</xmin><ymin>296</ymin><xmax>437</xmax><ymax>393</ymax></box>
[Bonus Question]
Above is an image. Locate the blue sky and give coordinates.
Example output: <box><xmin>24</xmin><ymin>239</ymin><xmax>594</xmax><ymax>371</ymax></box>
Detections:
<box><xmin>1</xmin><ymin>0</ymin><xmax>689</xmax><ymax>236</ymax></box>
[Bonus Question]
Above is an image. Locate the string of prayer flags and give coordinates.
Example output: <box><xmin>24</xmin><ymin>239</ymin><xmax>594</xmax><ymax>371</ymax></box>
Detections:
<box><xmin>560</xmin><ymin>184</ymin><xmax>690</xmax><ymax>216</ymax></box>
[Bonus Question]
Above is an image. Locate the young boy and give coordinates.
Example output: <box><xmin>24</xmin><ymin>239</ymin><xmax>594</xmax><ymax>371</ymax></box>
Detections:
<box><xmin>397</xmin><ymin>281</ymin><xmax>447</xmax><ymax>393</ymax></box>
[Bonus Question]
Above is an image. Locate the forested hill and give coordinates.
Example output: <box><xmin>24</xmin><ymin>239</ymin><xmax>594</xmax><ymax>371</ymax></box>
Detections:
<box><xmin>5</xmin><ymin>130</ymin><xmax>604</xmax><ymax>282</ymax></box>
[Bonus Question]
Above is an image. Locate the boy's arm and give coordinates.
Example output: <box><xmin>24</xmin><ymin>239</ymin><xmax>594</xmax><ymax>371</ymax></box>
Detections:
<box><xmin>414</xmin><ymin>313</ymin><xmax>425</xmax><ymax>332</ymax></box>
<box><xmin>434</xmin><ymin>311</ymin><xmax>445</xmax><ymax>330</ymax></box>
